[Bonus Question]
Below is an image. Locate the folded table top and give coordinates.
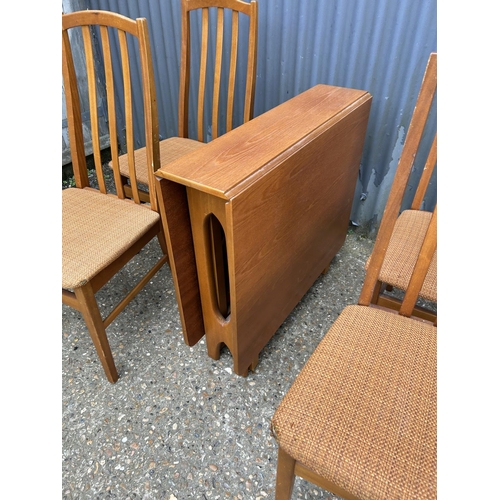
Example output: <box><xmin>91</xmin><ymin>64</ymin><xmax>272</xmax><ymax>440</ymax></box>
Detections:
<box><xmin>155</xmin><ymin>84</ymin><xmax>372</xmax><ymax>200</ymax></box>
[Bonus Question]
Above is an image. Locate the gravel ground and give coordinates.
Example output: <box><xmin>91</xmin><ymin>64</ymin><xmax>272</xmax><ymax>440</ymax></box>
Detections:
<box><xmin>62</xmin><ymin>189</ymin><xmax>376</xmax><ymax>500</ymax></box>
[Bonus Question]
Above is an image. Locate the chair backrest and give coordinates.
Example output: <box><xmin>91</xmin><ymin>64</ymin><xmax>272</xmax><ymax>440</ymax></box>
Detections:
<box><xmin>178</xmin><ymin>0</ymin><xmax>258</xmax><ymax>142</ymax></box>
<box><xmin>62</xmin><ymin>10</ymin><xmax>160</xmax><ymax>210</ymax></box>
<box><xmin>359</xmin><ymin>52</ymin><xmax>437</xmax><ymax>312</ymax></box>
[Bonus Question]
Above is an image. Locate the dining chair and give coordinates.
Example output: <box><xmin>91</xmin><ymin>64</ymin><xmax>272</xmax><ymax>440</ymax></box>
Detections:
<box><xmin>271</xmin><ymin>203</ymin><xmax>437</xmax><ymax>499</ymax></box>
<box><xmin>362</xmin><ymin>52</ymin><xmax>437</xmax><ymax>324</ymax></box>
<box><xmin>117</xmin><ymin>0</ymin><xmax>259</xmax><ymax>202</ymax></box>
<box><xmin>62</xmin><ymin>10</ymin><xmax>169</xmax><ymax>383</ymax></box>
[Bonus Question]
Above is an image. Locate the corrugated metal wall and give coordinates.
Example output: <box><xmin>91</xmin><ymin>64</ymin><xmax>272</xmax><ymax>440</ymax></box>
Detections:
<box><xmin>69</xmin><ymin>0</ymin><xmax>437</xmax><ymax>229</ymax></box>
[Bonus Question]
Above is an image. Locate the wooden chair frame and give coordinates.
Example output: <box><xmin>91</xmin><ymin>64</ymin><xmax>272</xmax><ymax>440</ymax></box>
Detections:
<box><xmin>119</xmin><ymin>0</ymin><xmax>258</xmax><ymax>202</ymax></box>
<box><xmin>62</xmin><ymin>11</ymin><xmax>169</xmax><ymax>383</ymax></box>
<box><xmin>273</xmin><ymin>53</ymin><xmax>437</xmax><ymax>499</ymax></box>
<box><xmin>274</xmin><ymin>205</ymin><xmax>438</xmax><ymax>499</ymax></box>
<box><xmin>360</xmin><ymin>52</ymin><xmax>437</xmax><ymax>324</ymax></box>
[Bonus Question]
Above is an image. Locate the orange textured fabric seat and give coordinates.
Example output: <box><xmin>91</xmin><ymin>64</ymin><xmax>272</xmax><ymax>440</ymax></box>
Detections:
<box><xmin>366</xmin><ymin>210</ymin><xmax>437</xmax><ymax>302</ymax></box>
<box><xmin>62</xmin><ymin>188</ymin><xmax>160</xmax><ymax>290</ymax></box>
<box><xmin>271</xmin><ymin>304</ymin><xmax>437</xmax><ymax>500</ymax></box>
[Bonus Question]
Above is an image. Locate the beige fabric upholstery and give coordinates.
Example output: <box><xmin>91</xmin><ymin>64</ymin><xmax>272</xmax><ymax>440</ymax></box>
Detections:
<box><xmin>116</xmin><ymin>137</ymin><xmax>205</xmax><ymax>185</ymax></box>
<box><xmin>272</xmin><ymin>304</ymin><xmax>436</xmax><ymax>500</ymax></box>
<box><xmin>62</xmin><ymin>188</ymin><xmax>160</xmax><ymax>289</ymax></box>
<box><xmin>367</xmin><ymin>209</ymin><xmax>437</xmax><ymax>302</ymax></box>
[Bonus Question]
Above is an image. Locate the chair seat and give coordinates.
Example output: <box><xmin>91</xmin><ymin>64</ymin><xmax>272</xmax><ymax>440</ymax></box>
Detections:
<box><xmin>116</xmin><ymin>137</ymin><xmax>205</xmax><ymax>184</ymax></box>
<box><xmin>271</xmin><ymin>304</ymin><xmax>436</xmax><ymax>500</ymax></box>
<box><xmin>366</xmin><ymin>209</ymin><xmax>437</xmax><ymax>302</ymax></box>
<box><xmin>62</xmin><ymin>188</ymin><xmax>160</xmax><ymax>289</ymax></box>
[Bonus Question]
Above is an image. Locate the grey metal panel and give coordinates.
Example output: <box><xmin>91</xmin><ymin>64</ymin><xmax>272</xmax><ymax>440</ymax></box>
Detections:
<box><xmin>84</xmin><ymin>0</ymin><xmax>437</xmax><ymax>227</ymax></box>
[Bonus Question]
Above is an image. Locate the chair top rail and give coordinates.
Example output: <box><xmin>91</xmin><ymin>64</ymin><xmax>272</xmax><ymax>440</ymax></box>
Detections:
<box><xmin>183</xmin><ymin>0</ymin><xmax>256</xmax><ymax>16</ymax></box>
<box><xmin>63</xmin><ymin>10</ymin><xmax>140</xmax><ymax>35</ymax></box>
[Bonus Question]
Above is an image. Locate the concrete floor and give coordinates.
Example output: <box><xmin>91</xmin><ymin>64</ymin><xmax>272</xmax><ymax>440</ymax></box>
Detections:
<box><xmin>62</xmin><ymin>229</ymin><xmax>375</xmax><ymax>500</ymax></box>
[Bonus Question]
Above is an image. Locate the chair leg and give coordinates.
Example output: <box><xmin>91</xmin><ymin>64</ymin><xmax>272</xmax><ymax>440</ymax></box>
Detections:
<box><xmin>121</xmin><ymin>178</ymin><xmax>151</xmax><ymax>204</ymax></box>
<box><xmin>370</xmin><ymin>280</ymin><xmax>383</xmax><ymax>305</ymax></box>
<box><xmin>157</xmin><ymin>227</ymin><xmax>169</xmax><ymax>259</ymax></box>
<box><xmin>275</xmin><ymin>446</ymin><xmax>297</xmax><ymax>500</ymax></box>
<box><xmin>74</xmin><ymin>283</ymin><xmax>119</xmax><ymax>383</ymax></box>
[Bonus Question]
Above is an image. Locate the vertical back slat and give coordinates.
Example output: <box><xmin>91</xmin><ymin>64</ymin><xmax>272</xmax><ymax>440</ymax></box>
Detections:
<box><xmin>137</xmin><ymin>17</ymin><xmax>160</xmax><ymax>211</ymax></box>
<box><xmin>411</xmin><ymin>134</ymin><xmax>437</xmax><ymax>210</ymax></box>
<box><xmin>119</xmin><ymin>29</ymin><xmax>141</xmax><ymax>204</ymax></box>
<box><xmin>399</xmin><ymin>206</ymin><xmax>437</xmax><ymax>317</ymax></box>
<box><xmin>82</xmin><ymin>25</ymin><xmax>106</xmax><ymax>193</ymax></box>
<box><xmin>62</xmin><ymin>29</ymin><xmax>89</xmax><ymax>188</ymax></box>
<box><xmin>100</xmin><ymin>25</ymin><xmax>125</xmax><ymax>198</ymax></box>
<box><xmin>244</xmin><ymin>0</ymin><xmax>258</xmax><ymax>122</ymax></box>
<box><xmin>178</xmin><ymin>2</ymin><xmax>191</xmax><ymax>138</ymax></box>
<box><xmin>212</xmin><ymin>7</ymin><xmax>224</xmax><ymax>140</ymax></box>
<box><xmin>226</xmin><ymin>10</ymin><xmax>239</xmax><ymax>133</ymax></box>
<box><xmin>198</xmin><ymin>8</ymin><xmax>209</xmax><ymax>142</ymax></box>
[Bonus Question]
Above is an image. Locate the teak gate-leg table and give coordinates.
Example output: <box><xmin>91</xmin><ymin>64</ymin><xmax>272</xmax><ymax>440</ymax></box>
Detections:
<box><xmin>155</xmin><ymin>84</ymin><xmax>372</xmax><ymax>376</ymax></box>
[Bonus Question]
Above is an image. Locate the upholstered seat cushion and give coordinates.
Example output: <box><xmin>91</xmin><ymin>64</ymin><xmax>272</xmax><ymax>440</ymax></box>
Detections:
<box><xmin>62</xmin><ymin>188</ymin><xmax>160</xmax><ymax>289</ymax></box>
<box><xmin>366</xmin><ymin>209</ymin><xmax>437</xmax><ymax>302</ymax></box>
<box><xmin>115</xmin><ymin>137</ymin><xmax>205</xmax><ymax>185</ymax></box>
<box><xmin>271</xmin><ymin>304</ymin><xmax>436</xmax><ymax>500</ymax></box>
